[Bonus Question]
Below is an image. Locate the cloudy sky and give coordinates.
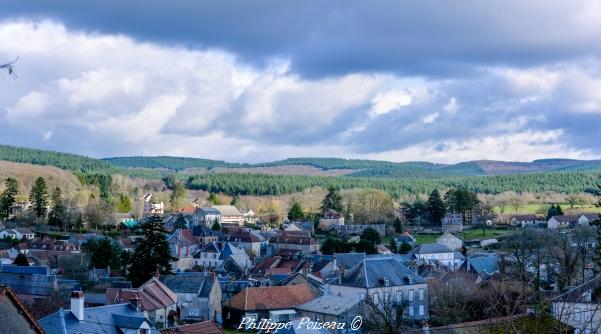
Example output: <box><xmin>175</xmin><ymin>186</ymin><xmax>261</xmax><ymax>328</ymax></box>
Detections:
<box><xmin>1</xmin><ymin>1</ymin><xmax>601</xmax><ymax>163</ymax></box>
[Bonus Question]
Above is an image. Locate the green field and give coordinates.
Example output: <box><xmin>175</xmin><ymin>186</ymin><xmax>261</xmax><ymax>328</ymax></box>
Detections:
<box><xmin>494</xmin><ymin>204</ymin><xmax>601</xmax><ymax>215</ymax></box>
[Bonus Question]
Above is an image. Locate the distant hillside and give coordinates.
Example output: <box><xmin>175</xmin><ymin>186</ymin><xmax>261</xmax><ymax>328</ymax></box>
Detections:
<box><xmin>104</xmin><ymin>156</ymin><xmax>601</xmax><ymax>178</ymax></box>
<box><xmin>0</xmin><ymin>160</ymin><xmax>83</xmax><ymax>195</ymax></box>
<box><xmin>0</xmin><ymin>144</ymin><xmax>112</xmax><ymax>172</ymax></box>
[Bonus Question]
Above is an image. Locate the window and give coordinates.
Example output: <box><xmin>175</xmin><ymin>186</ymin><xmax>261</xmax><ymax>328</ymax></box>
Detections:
<box><xmin>419</xmin><ymin>305</ymin><xmax>424</xmax><ymax>316</ymax></box>
<box><xmin>372</xmin><ymin>293</ymin><xmax>379</xmax><ymax>304</ymax></box>
<box><xmin>419</xmin><ymin>288</ymin><xmax>424</xmax><ymax>301</ymax></box>
<box><xmin>408</xmin><ymin>289</ymin><xmax>414</xmax><ymax>301</ymax></box>
<box><xmin>408</xmin><ymin>306</ymin><xmax>414</xmax><ymax>316</ymax></box>
<box><xmin>396</xmin><ymin>291</ymin><xmax>403</xmax><ymax>302</ymax></box>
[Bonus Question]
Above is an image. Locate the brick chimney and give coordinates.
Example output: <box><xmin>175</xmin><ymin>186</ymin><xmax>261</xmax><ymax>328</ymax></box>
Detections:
<box><xmin>70</xmin><ymin>290</ymin><xmax>85</xmax><ymax>321</ymax></box>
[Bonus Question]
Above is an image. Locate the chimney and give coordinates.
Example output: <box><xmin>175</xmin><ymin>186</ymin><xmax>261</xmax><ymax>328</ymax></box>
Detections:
<box><xmin>70</xmin><ymin>290</ymin><xmax>85</xmax><ymax>321</ymax></box>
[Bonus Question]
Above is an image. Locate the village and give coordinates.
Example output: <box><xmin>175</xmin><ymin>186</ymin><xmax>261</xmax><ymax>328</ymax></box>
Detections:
<box><xmin>0</xmin><ymin>176</ymin><xmax>600</xmax><ymax>334</ymax></box>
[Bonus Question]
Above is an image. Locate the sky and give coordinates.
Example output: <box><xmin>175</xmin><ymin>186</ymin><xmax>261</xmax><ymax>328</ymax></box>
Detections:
<box><xmin>1</xmin><ymin>0</ymin><xmax>601</xmax><ymax>163</ymax></box>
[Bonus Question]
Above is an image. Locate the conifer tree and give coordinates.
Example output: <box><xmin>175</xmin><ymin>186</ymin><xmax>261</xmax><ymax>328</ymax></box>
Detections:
<box><xmin>287</xmin><ymin>202</ymin><xmax>305</xmax><ymax>221</ymax></box>
<box><xmin>48</xmin><ymin>187</ymin><xmax>67</xmax><ymax>227</ymax></box>
<box><xmin>29</xmin><ymin>176</ymin><xmax>49</xmax><ymax>219</ymax></box>
<box><xmin>427</xmin><ymin>189</ymin><xmax>446</xmax><ymax>225</ymax></box>
<box><xmin>321</xmin><ymin>186</ymin><xmax>343</xmax><ymax>213</ymax></box>
<box><xmin>128</xmin><ymin>216</ymin><xmax>176</xmax><ymax>287</ymax></box>
<box><xmin>0</xmin><ymin>178</ymin><xmax>18</xmax><ymax>220</ymax></box>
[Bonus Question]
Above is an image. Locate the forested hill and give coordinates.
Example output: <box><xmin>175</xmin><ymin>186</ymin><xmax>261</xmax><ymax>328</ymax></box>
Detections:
<box><xmin>104</xmin><ymin>156</ymin><xmax>601</xmax><ymax>178</ymax></box>
<box><xmin>0</xmin><ymin>144</ymin><xmax>112</xmax><ymax>172</ymax></box>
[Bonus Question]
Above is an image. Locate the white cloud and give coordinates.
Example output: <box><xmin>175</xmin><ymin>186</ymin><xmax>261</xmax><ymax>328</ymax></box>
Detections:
<box><xmin>1</xmin><ymin>20</ymin><xmax>601</xmax><ymax>162</ymax></box>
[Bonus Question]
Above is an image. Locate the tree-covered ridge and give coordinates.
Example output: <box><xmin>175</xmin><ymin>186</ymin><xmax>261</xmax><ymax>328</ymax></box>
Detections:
<box><xmin>103</xmin><ymin>156</ymin><xmax>245</xmax><ymax>171</ymax></box>
<box><xmin>187</xmin><ymin>170</ymin><xmax>601</xmax><ymax>197</ymax></box>
<box><xmin>105</xmin><ymin>155</ymin><xmax>601</xmax><ymax>178</ymax></box>
<box><xmin>0</xmin><ymin>144</ymin><xmax>112</xmax><ymax>172</ymax></box>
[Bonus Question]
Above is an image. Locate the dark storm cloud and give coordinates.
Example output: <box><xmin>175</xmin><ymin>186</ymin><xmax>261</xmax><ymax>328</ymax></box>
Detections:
<box><xmin>2</xmin><ymin>0</ymin><xmax>601</xmax><ymax>78</ymax></box>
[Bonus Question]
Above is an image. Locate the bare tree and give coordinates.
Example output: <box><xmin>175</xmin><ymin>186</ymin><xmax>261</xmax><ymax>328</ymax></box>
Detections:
<box><xmin>0</xmin><ymin>57</ymin><xmax>18</xmax><ymax>78</ymax></box>
<box><xmin>361</xmin><ymin>288</ymin><xmax>411</xmax><ymax>334</ymax></box>
<box><xmin>429</xmin><ymin>273</ymin><xmax>485</xmax><ymax>325</ymax></box>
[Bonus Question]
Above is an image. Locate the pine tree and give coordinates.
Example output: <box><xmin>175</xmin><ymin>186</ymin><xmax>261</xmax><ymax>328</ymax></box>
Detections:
<box><xmin>427</xmin><ymin>189</ymin><xmax>446</xmax><ymax>225</ymax></box>
<box><xmin>0</xmin><ymin>178</ymin><xmax>18</xmax><ymax>220</ymax></box>
<box><xmin>116</xmin><ymin>193</ymin><xmax>132</xmax><ymax>213</ymax></box>
<box><xmin>287</xmin><ymin>202</ymin><xmax>305</xmax><ymax>221</ymax></box>
<box><xmin>48</xmin><ymin>187</ymin><xmax>67</xmax><ymax>227</ymax></box>
<box><xmin>321</xmin><ymin>186</ymin><xmax>343</xmax><ymax>213</ymax></box>
<box><xmin>169</xmin><ymin>181</ymin><xmax>186</xmax><ymax>211</ymax></box>
<box><xmin>127</xmin><ymin>216</ymin><xmax>176</xmax><ymax>287</ymax></box>
<box><xmin>211</xmin><ymin>219</ymin><xmax>221</xmax><ymax>231</ymax></box>
<box><xmin>29</xmin><ymin>176</ymin><xmax>49</xmax><ymax>219</ymax></box>
<box><xmin>399</xmin><ymin>241</ymin><xmax>412</xmax><ymax>254</ymax></box>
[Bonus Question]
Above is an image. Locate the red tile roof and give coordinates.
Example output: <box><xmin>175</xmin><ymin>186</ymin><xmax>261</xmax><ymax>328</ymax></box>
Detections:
<box><xmin>227</xmin><ymin>284</ymin><xmax>317</xmax><ymax>311</ymax></box>
<box><xmin>107</xmin><ymin>277</ymin><xmax>177</xmax><ymax>311</ymax></box>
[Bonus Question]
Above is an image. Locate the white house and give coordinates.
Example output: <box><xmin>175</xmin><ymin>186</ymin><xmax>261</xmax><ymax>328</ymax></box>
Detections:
<box><xmin>192</xmin><ymin>208</ymin><xmax>221</xmax><ymax>228</ymax></box>
<box><xmin>328</xmin><ymin>257</ymin><xmax>429</xmax><ymax>320</ymax></box>
<box><xmin>510</xmin><ymin>214</ymin><xmax>543</xmax><ymax>227</ymax></box>
<box><xmin>436</xmin><ymin>232</ymin><xmax>463</xmax><ymax>251</ymax></box>
<box><xmin>552</xmin><ymin>276</ymin><xmax>601</xmax><ymax>333</ymax></box>
<box><xmin>547</xmin><ymin>215</ymin><xmax>579</xmax><ymax>229</ymax></box>
<box><xmin>578</xmin><ymin>213</ymin><xmax>600</xmax><ymax>227</ymax></box>
<box><xmin>0</xmin><ymin>228</ymin><xmax>35</xmax><ymax>240</ymax></box>
<box><xmin>412</xmin><ymin>243</ymin><xmax>463</xmax><ymax>270</ymax></box>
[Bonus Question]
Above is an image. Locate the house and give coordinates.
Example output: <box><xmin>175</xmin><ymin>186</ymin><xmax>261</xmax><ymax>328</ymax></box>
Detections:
<box><xmin>328</xmin><ymin>257</ymin><xmax>429</xmax><ymax>321</ymax></box>
<box><xmin>218</xmin><ymin>243</ymin><xmax>254</xmax><ymax>277</ymax></box>
<box><xmin>295</xmin><ymin>293</ymin><xmax>361</xmax><ymax>330</ymax></box>
<box><xmin>442</xmin><ymin>214</ymin><xmax>463</xmax><ymax>233</ymax></box>
<box><xmin>332</xmin><ymin>224</ymin><xmax>386</xmax><ymax>237</ymax></box>
<box><xmin>242</xmin><ymin>209</ymin><xmax>256</xmax><ymax>224</ymax></box>
<box><xmin>223</xmin><ymin>284</ymin><xmax>318</xmax><ymax>328</ymax></box>
<box><xmin>548</xmin><ymin>215</ymin><xmax>580</xmax><ymax>229</ymax></box>
<box><xmin>552</xmin><ymin>275</ymin><xmax>601</xmax><ymax>333</ymax></box>
<box><xmin>436</xmin><ymin>232</ymin><xmax>463</xmax><ymax>251</ymax></box>
<box><xmin>160</xmin><ymin>272</ymin><xmax>222</xmax><ymax>323</ymax></box>
<box><xmin>276</xmin><ymin>272</ymin><xmax>323</xmax><ymax>296</ymax></box>
<box><xmin>412</xmin><ymin>243</ymin><xmax>463</xmax><ymax>270</ymax></box>
<box><xmin>284</xmin><ymin>221</ymin><xmax>315</xmax><ymax>235</ymax></box>
<box><xmin>460</xmin><ymin>254</ymin><xmax>500</xmax><ymax>282</ymax></box>
<box><xmin>269</xmin><ymin>235</ymin><xmax>319</xmax><ymax>254</ymax></box>
<box><xmin>195</xmin><ymin>241</ymin><xmax>222</xmax><ymax>268</ymax></box>
<box><xmin>318</xmin><ymin>210</ymin><xmax>344</xmax><ymax>229</ymax></box>
<box><xmin>106</xmin><ymin>277</ymin><xmax>177</xmax><ymax>329</ymax></box>
<box><xmin>578</xmin><ymin>213</ymin><xmax>600</xmax><ymax>226</ymax></box>
<box><xmin>213</xmin><ymin>205</ymin><xmax>245</xmax><ymax>226</ymax></box>
<box><xmin>0</xmin><ymin>286</ymin><xmax>45</xmax><ymax>334</ymax></box>
<box><xmin>192</xmin><ymin>208</ymin><xmax>222</xmax><ymax>228</ymax></box>
<box><xmin>510</xmin><ymin>214</ymin><xmax>543</xmax><ymax>227</ymax></box>
<box><xmin>40</xmin><ymin>291</ymin><xmax>154</xmax><ymax>334</ymax></box>
<box><xmin>0</xmin><ymin>271</ymin><xmax>59</xmax><ymax>308</ymax></box>
<box><xmin>395</xmin><ymin>232</ymin><xmax>416</xmax><ymax>247</ymax></box>
<box><xmin>167</xmin><ymin>229</ymin><xmax>198</xmax><ymax>258</ymax></box>
<box><xmin>142</xmin><ymin>193</ymin><xmax>164</xmax><ymax>216</ymax></box>
<box><xmin>162</xmin><ymin>320</ymin><xmax>224</xmax><ymax>334</ymax></box>
<box><xmin>225</xmin><ymin>230</ymin><xmax>264</xmax><ymax>256</ymax></box>
<box><xmin>0</xmin><ymin>228</ymin><xmax>35</xmax><ymax>240</ymax></box>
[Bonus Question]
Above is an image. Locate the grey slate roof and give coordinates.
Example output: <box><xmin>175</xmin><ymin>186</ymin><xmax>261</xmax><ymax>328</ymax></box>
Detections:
<box><xmin>412</xmin><ymin>243</ymin><xmax>453</xmax><ymax>254</ymax></box>
<box><xmin>160</xmin><ymin>272</ymin><xmax>214</xmax><ymax>297</ymax></box>
<box><xmin>334</xmin><ymin>252</ymin><xmax>366</xmax><ymax>270</ymax></box>
<box><xmin>0</xmin><ymin>272</ymin><xmax>57</xmax><ymax>296</ymax></box>
<box><xmin>338</xmin><ymin>257</ymin><xmax>425</xmax><ymax>288</ymax></box>
<box><xmin>1</xmin><ymin>264</ymin><xmax>49</xmax><ymax>275</ymax></box>
<box><xmin>466</xmin><ymin>254</ymin><xmax>499</xmax><ymax>276</ymax></box>
<box><xmin>295</xmin><ymin>294</ymin><xmax>360</xmax><ymax>316</ymax></box>
<box><xmin>40</xmin><ymin>303</ymin><xmax>150</xmax><ymax>334</ymax></box>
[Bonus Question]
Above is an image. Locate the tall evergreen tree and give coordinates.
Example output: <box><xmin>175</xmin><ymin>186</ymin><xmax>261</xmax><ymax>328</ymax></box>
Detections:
<box><xmin>287</xmin><ymin>202</ymin><xmax>305</xmax><ymax>221</ymax></box>
<box><xmin>169</xmin><ymin>181</ymin><xmax>186</xmax><ymax>211</ymax></box>
<box><xmin>116</xmin><ymin>193</ymin><xmax>132</xmax><ymax>213</ymax></box>
<box><xmin>83</xmin><ymin>237</ymin><xmax>122</xmax><ymax>270</ymax></box>
<box><xmin>321</xmin><ymin>186</ymin><xmax>343</xmax><ymax>213</ymax></box>
<box><xmin>48</xmin><ymin>187</ymin><xmax>67</xmax><ymax>228</ymax></box>
<box><xmin>427</xmin><ymin>189</ymin><xmax>446</xmax><ymax>225</ymax></box>
<box><xmin>13</xmin><ymin>253</ymin><xmax>29</xmax><ymax>266</ymax></box>
<box><xmin>444</xmin><ymin>188</ymin><xmax>478</xmax><ymax>224</ymax></box>
<box><xmin>127</xmin><ymin>216</ymin><xmax>176</xmax><ymax>287</ymax></box>
<box><xmin>29</xmin><ymin>176</ymin><xmax>49</xmax><ymax>219</ymax></box>
<box><xmin>0</xmin><ymin>178</ymin><xmax>18</xmax><ymax>220</ymax></box>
